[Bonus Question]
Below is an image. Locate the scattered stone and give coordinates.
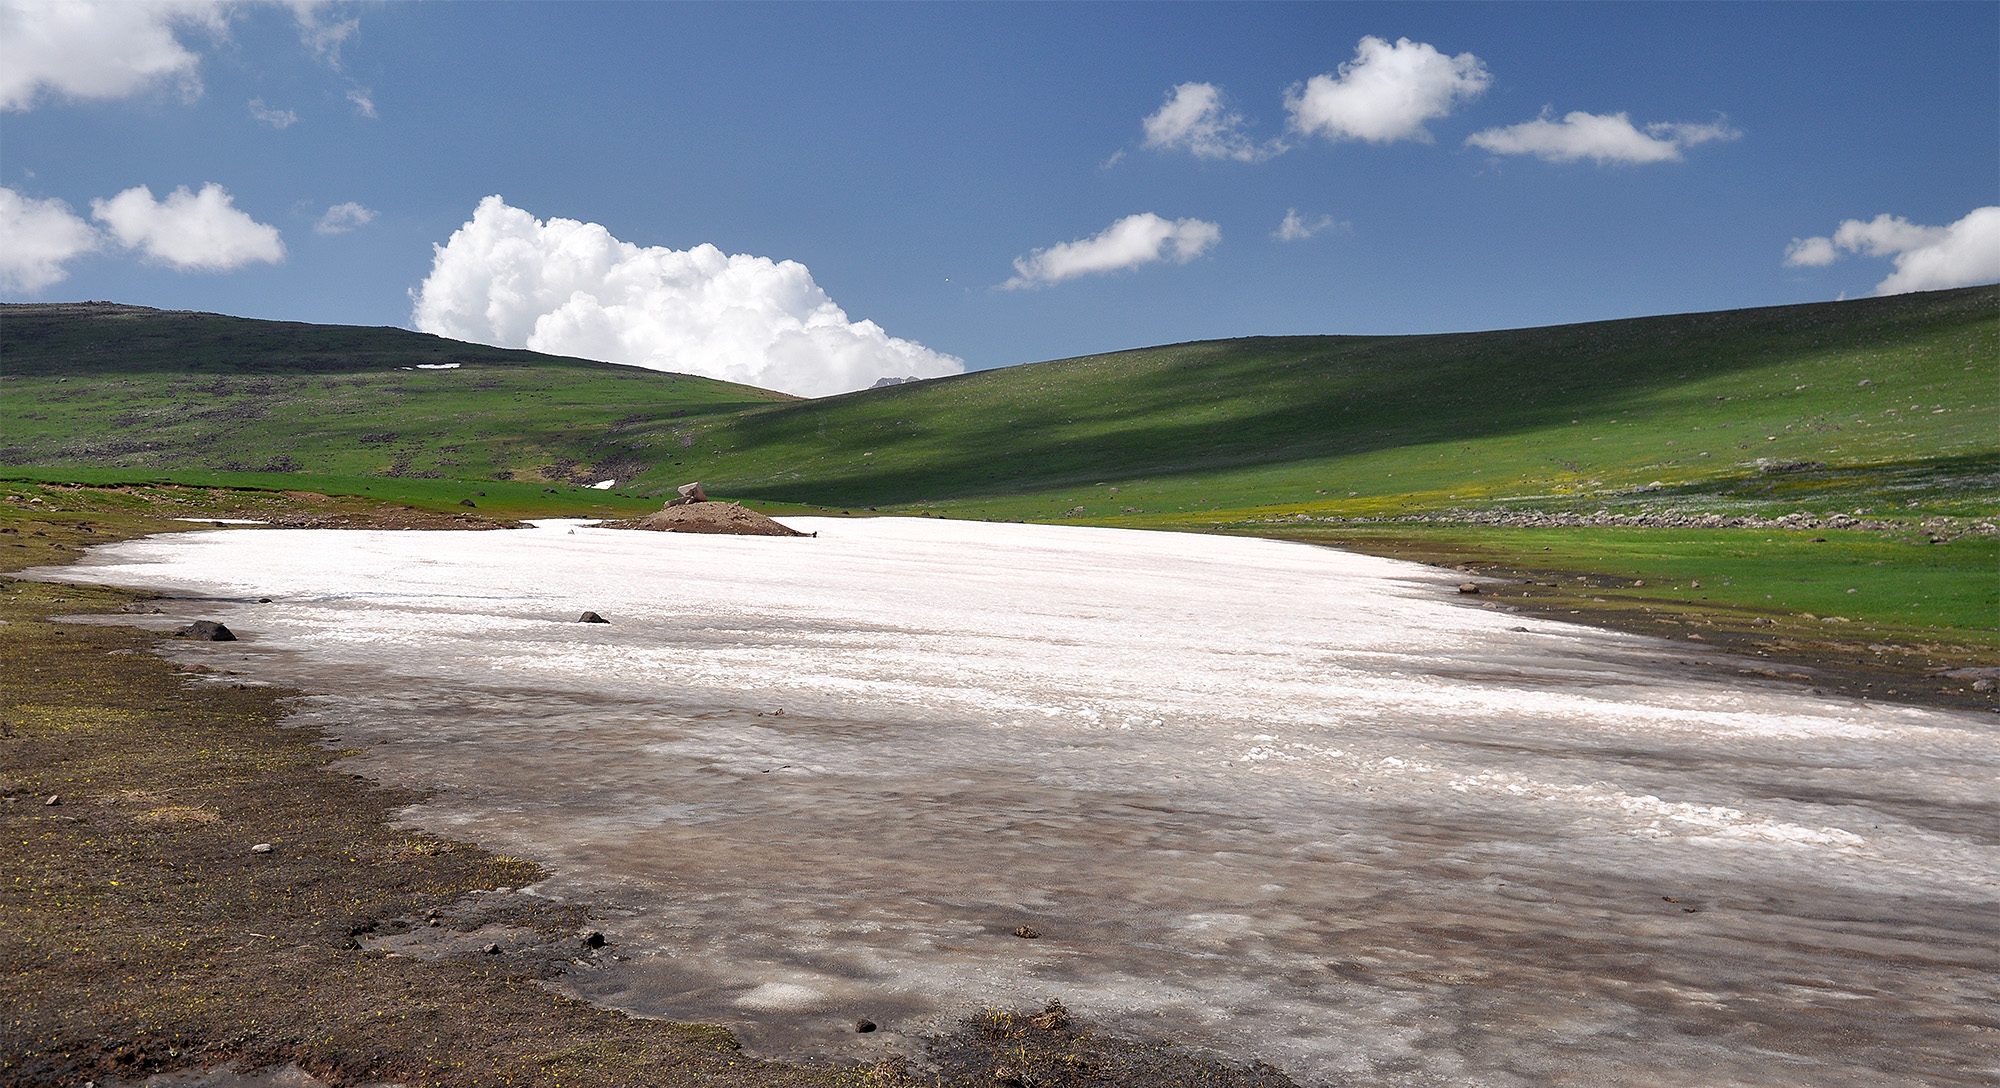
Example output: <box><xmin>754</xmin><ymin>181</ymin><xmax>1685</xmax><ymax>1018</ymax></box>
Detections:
<box><xmin>669</xmin><ymin>481</ymin><xmax>709</xmax><ymax>505</ymax></box>
<box><xmin>855</xmin><ymin>1018</ymin><xmax>878</xmax><ymax>1033</ymax></box>
<box><xmin>459</xmin><ymin>498</ymin><xmax>477</xmax><ymax>507</ymax></box>
<box><xmin>1012</xmin><ymin>924</ymin><xmax>1041</xmax><ymax>939</ymax></box>
<box><xmin>577</xmin><ymin>611</ymin><xmax>609</xmax><ymax>624</ymax></box>
<box><xmin>1509</xmin><ymin>626</ymin><xmax>1529</xmax><ymax>632</ymax></box>
<box><xmin>1028</xmin><ymin>1000</ymin><xmax>1071</xmax><ymax>1031</ymax></box>
<box><xmin>581</xmin><ymin>929</ymin><xmax>606</xmax><ymax>949</ymax></box>
<box><xmin>1976</xmin><ymin>679</ymin><xmax>1997</xmax><ymax>693</ymax></box>
<box><xmin>258</xmin><ymin>597</ymin><xmax>272</xmax><ymax>603</ymax></box>
<box><xmin>482</xmin><ymin>942</ymin><xmax>501</xmax><ymax>954</ymax></box>
<box><xmin>250</xmin><ymin>842</ymin><xmax>273</xmax><ymax>853</ymax></box>
<box><xmin>174</xmin><ymin>620</ymin><xmax>237</xmax><ymax>641</ymax></box>
<box><xmin>1457</xmin><ymin>583</ymin><xmax>1479</xmax><ymax>594</ymax></box>
<box><xmin>1690</xmin><ymin>580</ymin><xmax>1701</xmax><ymax>589</ymax></box>
<box><xmin>43</xmin><ymin>794</ymin><xmax>60</xmax><ymax>806</ymax></box>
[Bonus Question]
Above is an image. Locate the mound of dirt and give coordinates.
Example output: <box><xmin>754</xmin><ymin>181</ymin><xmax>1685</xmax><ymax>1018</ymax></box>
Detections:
<box><xmin>615</xmin><ymin>501</ymin><xmax>813</xmax><ymax>537</ymax></box>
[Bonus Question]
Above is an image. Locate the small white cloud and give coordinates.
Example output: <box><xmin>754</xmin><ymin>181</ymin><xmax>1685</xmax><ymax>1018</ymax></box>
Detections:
<box><xmin>1782</xmin><ymin>236</ymin><xmax>1839</xmax><ymax>268</ymax></box>
<box><xmin>1142</xmin><ymin>82</ymin><xmax>1284</xmax><ymax>162</ymax></box>
<box><xmin>1274</xmin><ymin>208</ymin><xmax>1344</xmax><ymax>242</ymax></box>
<box><xmin>1285</xmin><ymin>36</ymin><xmax>1490</xmax><ymax>145</ymax></box>
<box><xmin>411</xmin><ymin>196</ymin><xmax>964</xmax><ymax>398</ymax></box>
<box><xmin>346</xmin><ymin>87</ymin><xmax>376</xmax><ymax>118</ymax></box>
<box><xmin>314</xmin><ymin>201</ymin><xmax>375</xmax><ymax>235</ymax></box>
<box><xmin>1004</xmin><ymin>213</ymin><xmax>1221</xmax><ymax>289</ymax></box>
<box><xmin>1783</xmin><ymin>208</ymin><xmax>2000</xmax><ymax>294</ymax></box>
<box><xmin>0</xmin><ymin>0</ymin><xmax>228</xmax><ymax>111</ymax></box>
<box><xmin>1466</xmin><ymin>109</ymin><xmax>1741</xmax><ymax>164</ymax></box>
<box><xmin>1647</xmin><ymin>119</ymin><xmax>1740</xmax><ymax>150</ymax></box>
<box><xmin>248</xmin><ymin>97</ymin><xmax>298</xmax><ymax>129</ymax></box>
<box><xmin>90</xmin><ymin>183</ymin><xmax>285</xmax><ymax>271</ymax></box>
<box><xmin>0</xmin><ymin>186</ymin><xmax>101</xmax><ymax>292</ymax></box>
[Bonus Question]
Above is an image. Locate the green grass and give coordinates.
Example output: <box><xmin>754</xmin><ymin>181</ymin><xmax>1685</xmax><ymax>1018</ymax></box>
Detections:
<box><xmin>1261</xmin><ymin>524</ymin><xmax>1999</xmax><ymax>646</ymax></box>
<box><xmin>0</xmin><ymin>466</ymin><xmax>678</xmax><ymax>520</ymax></box>
<box><xmin>1</xmin><ymin>301</ymin><xmax>791</xmax><ymax>485</ymax></box>
<box><xmin>657</xmin><ymin>285</ymin><xmax>1997</xmax><ymax>523</ymax></box>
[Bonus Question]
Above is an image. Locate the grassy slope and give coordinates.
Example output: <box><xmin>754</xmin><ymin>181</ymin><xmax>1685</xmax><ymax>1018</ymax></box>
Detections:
<box><xmin>660</xmin><ymin>285</ymin><xmax>1996</xmax><ymax>522</ymax></box>
<box><xmin>6</xmin><ymin>290</ymin><xmax>1993</xmax><ymax>522</ymax></box>
<box><xmin>1</xmin><ymin>302</ymin><xmax>792</xmax><ymax>487</ymax></box>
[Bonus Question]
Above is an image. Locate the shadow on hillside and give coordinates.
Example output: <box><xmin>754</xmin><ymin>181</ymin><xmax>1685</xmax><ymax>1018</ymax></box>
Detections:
<box><xmin>703</xmin><ymin>286</ymin><xmax>1998</xmax><ymax>505</ymax></box>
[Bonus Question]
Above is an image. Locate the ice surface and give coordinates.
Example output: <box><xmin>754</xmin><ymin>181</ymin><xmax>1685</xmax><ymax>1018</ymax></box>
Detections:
<box><xmin>37</xmin><ymin>518</ymin><xmax>2000</xmax><ymax>1085</ymax></box>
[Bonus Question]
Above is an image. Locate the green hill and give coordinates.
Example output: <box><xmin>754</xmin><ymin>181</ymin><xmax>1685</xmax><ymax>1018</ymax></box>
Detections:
<box><xmin>4</xmin><ymin>287</ymin><xmax>1995</xmax><ymax>524</ymax></box>
<box><xmin>0</xmin><ymin>301</ymin><xmax>792</xmax><ymax>487</ymax></box>
<box><xmin>663</xmin><ymin>285</ymin><xmax>1997</xmax><ymax>523</ymax></box>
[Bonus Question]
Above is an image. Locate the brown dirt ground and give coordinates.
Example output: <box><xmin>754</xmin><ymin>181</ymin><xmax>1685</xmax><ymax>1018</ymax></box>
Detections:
<box><xmin>0</xmin><ymin>485</ymin><xmax>1301</xmax><ymax>1088</ymax></box>
<box><xmin>606</xmin><ymin>501</ymin><xmax>813</xmax><ymax>537</ymax></box>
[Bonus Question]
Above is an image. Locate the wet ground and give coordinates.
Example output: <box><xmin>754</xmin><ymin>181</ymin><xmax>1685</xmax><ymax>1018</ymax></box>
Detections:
<box><xmin>34</xmin><ymin>517</ymin><xmax>2000</xmax><ymax>1087</ymax></box>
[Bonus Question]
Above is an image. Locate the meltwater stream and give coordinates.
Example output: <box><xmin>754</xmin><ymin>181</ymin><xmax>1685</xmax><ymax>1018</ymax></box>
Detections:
<box><xmin>35</xmin><ymin>518</ymin><xmax>2000</xmax><ymax>1086</ymax></box>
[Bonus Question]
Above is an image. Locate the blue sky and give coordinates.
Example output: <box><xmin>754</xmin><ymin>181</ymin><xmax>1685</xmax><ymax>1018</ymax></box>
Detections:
<box><xmin>4</xmin><ymin>1</ymin><xmax>1995</xmax><ymax>395</ymax></box>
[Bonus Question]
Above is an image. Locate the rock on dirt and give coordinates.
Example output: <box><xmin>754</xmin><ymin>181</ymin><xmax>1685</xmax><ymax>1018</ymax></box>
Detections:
<box><xmin>577</xmin><ymin>611</ymin><xmax>609</xmax><ymax>624</ymax></box>
<box><xmin>613</xmin><ymin>502</ymin><xmax>813</xmax><ymax>537</ymax></box>
<box><xmin>175</xmin><ymin>620</ymin><xmax>237</xmax><ymax>641</ymax></box>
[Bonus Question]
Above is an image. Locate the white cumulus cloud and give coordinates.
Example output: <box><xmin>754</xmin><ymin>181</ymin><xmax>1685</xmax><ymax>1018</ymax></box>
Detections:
<box><xmin>1285</xmin><ymin>36</ymin><xmax>1490</xmax><ymax>145</ymax></box>
<box><xmin>1142</xmin><ymin>82</ymin><xmax>1283</xmax><ymax>162</ymax></box>
<box><xmin>1782</xmin><ymin>236</ymin><xmax>1839</xmax><ymax>268</ymax></box>
<box><xmin>1003</xmin><ymin>213</ymin><xmax>1221</xmax><ymax>290</ymax></box>
<box><xmin>410</xmin><ymin>196</ymin><xmax>964</xmax><ymax>399</ymax></box>
<box><xmin>90</xmin><ymin>183</ymin><xmax>285</xmax><ymax>271</ymax></box>
<box><xmin>0</xmin><ymin>0</ymin><xmax>226</xmax><ymax>110</ymax></box>
<box><xmin>1785</xmin><ymin>208</ymin><xmax>2000</xmax><ymax>295</ymax></box>
<box><xmin>0</xmin><ymin>186</ymin><xmax>100</xmax><ymax>292</ymax></box>
<box><xmin>1466</xmin><ymin>110</ymin><xmax>1741</xmax><ymax>164</ymax></box>
<box><xmin>1274</xmin><ymin>209</ymin><xmax>1344</xmax><ymax>242</ymax></box>
<box><xmin>314</xmin><ymin>201</ymin><xmax>375</xmax><ymax>234</ymax></box>
<box><xmin>248</xmin><ymin>96</ymin><xmax>298</xmax><ymax>128</ymax></box>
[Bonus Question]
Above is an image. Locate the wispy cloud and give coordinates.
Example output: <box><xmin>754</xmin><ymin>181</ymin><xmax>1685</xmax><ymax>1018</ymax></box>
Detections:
<box><xmin>1285</xmin><ymin>36</ymin><xmax>1490</xmax><ymax>145</ymax></box>
<box><xmin>314</xmin><ymin>201</ymin><xmax>375</xmax><ymax>235</ymax></box>
<box><xmin>248</xmin><ymin>97</ymin><xmax>298</xmax><ymax>129</ymax></box>
<box><xmin>287</xmin><ymin>0</ymin><xmax>360</xmax><ymax>67</ymax></box>
<box><xmin>1273</xmin><ymin>209</ymin><xmax>1345</xmax><ymax>242</ymax></box>
<box><xmin>90</xmin><ymin>183</ymin><xmax>284</xmax><ymax>271</ymax></box>
<box><xmin>0</xmin><ymin>187</ymin><xmax>100</xmax><ymax>292</ymax></box>
<box><xmin>1466</xmin><ymin>110</ymin><xmax>1741</xmax><ymax>164</ymax></box>
<box><xmin>1784</xmin><ymin>208</ymin><xmax>2000</xmax><ymax>294</ymax></box>
<box><xmin>1004</xmin><ymin>213</ymin><xmax>1220</xmax><ymax>289</ymax></box>
<box><xmin>346</xmin><ymin>87</ymin><xmax>377</xmax><ymax>118</ymax></box>
<box><xmin>1142</xmin><ymin>82</ymin><xmax>1285</xmax><ymax>162</ymax></box>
